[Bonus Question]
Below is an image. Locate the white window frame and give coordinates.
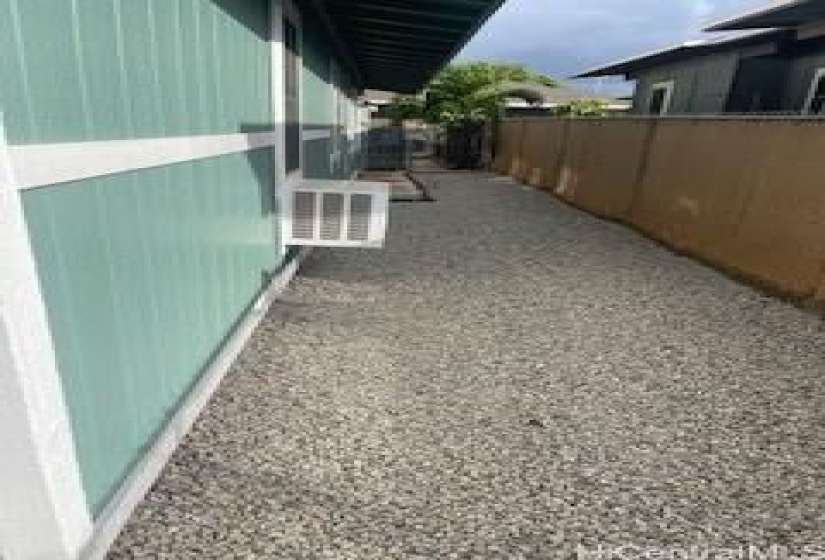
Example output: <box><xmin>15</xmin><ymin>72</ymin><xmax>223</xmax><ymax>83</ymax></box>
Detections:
<box><xmin>271</xmin><ymin>0</ymin><xmax>303</xmax><ymax>189</ymax></box>
<box><xmin>330</xmin><ymin>59</ymin><xmax>342</xmax><ymax>173</ymax></box>
<box><xmin>802</xmin><ymin>67</ymin><xmax>825</xmax><ymax>115</ymax></box>
<box><xmin>649</xmin><ymin>81</ymin><xmax>675</xmax><ymax>115</ymax></box>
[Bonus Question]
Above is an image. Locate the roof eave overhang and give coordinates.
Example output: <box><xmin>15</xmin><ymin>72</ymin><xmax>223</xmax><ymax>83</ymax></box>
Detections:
<box><xmin>573</xmin><ymin>29</ymin><xmax>790</xmax><ymax>79</ymax></box>
<box><xmin>313</xmin><ymin>0</ymin><xmax>507</xmax><ymax>94</ymax></box>
<box><xmin>420</xmin><ymin>0</ymin><xmax>508</xmax><ymax>93</ymax></box>
<box><xmin>704</xmin><ymin>0</ymin><xmax>822</xmax><ymax>31</ymax></box>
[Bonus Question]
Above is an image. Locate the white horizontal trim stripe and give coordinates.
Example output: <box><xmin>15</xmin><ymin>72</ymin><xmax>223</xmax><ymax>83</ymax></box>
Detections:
<box><xmin>302</xmin><ymin>129</ymin><xmax>332</xmax><ymax>141</ymax></box>
<box><xmin>9</xmin><ymin>131</ymin><xmax>278</xmax><ymax>191</ymax></box>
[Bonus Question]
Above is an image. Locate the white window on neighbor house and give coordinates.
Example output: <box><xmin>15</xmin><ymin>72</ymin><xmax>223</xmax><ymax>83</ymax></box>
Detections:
<box><xmin>648</xmin><ymin>81</ymin><xmax>675</xmax><ymax>115</ymax></box>
<box><xmin>803</xmin><ymin>68</ymin><xmax>825</xmax><ymax>115</ymax></box>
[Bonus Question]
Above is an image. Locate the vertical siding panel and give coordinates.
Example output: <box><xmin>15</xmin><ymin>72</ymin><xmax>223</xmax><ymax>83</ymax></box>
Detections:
<box><xmin>217</xmin><ymin>157</ymin><xmax>234</xmax><ymax>332</ymax></box>
<box><xmin>13</xmin><ymin>0</ymin><xmax>85</xmax><ymax>143</ymax></box>
<box><xmin>260</xmin><ymin>0</ymin><xmax>273</xmax><ymax>127</ymax></box>
<box><xmin>112</xmin><ymin>0</ymin><xmax>135</xmax><ymax>137</ymax></box>
<box><xmin>236</xmin><ymin>155</ymin><xmax>256</xmax><ymax>299</ymax></box>
<box><xmin>245</xmin><ymin>14</ymin><xmax>258</xmax><ymax>129</ymax></box>
<box><xmin>179</xmin><ymin>0</ymin><xmax>199</xmax><ymax>136</ymax></box>
<box><xmin>2</xmin><ymin>0</ymin><xmax>37</xmax><ymax>142</ymax></box>
<box><xmin>147</xmin><ymin>0</ymin><xmax>165</xmax><ymax>136</ymax></box>
<box><xmin>120</xmin><ymin>0</ymin><xmax>162</xmax><ymax>137</ymax></box>
<box><xmin>222</xmin><ymin>14</ymin><xmax>239</xmax><ymax>134</ymax></box>
<box><xmin>142</xmin><ymin>166</ymin><xmax>174</xmax><ymax>415</ymax></box>
<box><xmin>212</xmin><ymin>7</ymin><xmax>227</xmax><ymax>133</ymax></box>
<box><xmin>199</xmin><ymin>1</ymin><xmax>218</xmax><ymax>134</ymax></box>
<box><xmin>85</xmin><ymin>180</ymin><xmax>138</xmax><ymax>509</ymax></box>
<box><xmin>216</xmin><ymin>12</ymin><xmax>231</xmax><ymax>132</ymax></box>
<box><xmin>76</xmin><ymin>0</ymin><xmax>129</xmax><ymax>140</ymax></box>
<box><xmin>133</xmin><ymin>172</ymin><xmax>168</xmax><ymax>436</ymax></box>
<box><xmin>69</xmin><ymin>0</ymin><xmax>93</xmax><ymax>139</ymax></box>
<box><xmin>97</xmin><ymin>175</ymin><xmax>145</xmax><ymax>455</ymax></box>
<box><xmin>204</xmin><ymin>158</ymin><xmax>222</xmax><ymax>347</ymax></box>
<box><xmin>151</xmin><ymin>1</ymin><xmax>186</xmax><ymax>137</ymax></box>
<box><xmin>173</xmin><ymin>1</ymin><xmax>190</xmax><ymax>136</ymax></box>
<box><xmin>195</xmin><ymin>160</ymin><xmax>211</xmax><ymax>365</ymax></box>
<box><xmin>20</xmin><ymin>194</ymin><xmax>105</xmax><ymax>506</ymax></box>
<box><xmin>171</xmin><ymin>162</ymin><xmax>200</xmax><ymax>395</ymax></box>
<box><xmin>157</xmin><ymin>167</ymin><xmax>182</xmax><ymax>412</ymax></box>
<box><xmin>192</xmin><ymin>1</ymin><xmax>207</xmax><ymax>134</ymax></box>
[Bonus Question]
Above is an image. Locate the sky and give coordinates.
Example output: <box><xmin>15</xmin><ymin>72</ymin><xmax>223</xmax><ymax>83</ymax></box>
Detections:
<box><xmin>458</xmin><ymin>0</ymin><xmax>769</xmax><ymax>95</ymax></box>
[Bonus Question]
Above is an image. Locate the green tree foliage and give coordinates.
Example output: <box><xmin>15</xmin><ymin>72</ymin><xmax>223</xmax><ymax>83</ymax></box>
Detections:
<box><xmin>386</xmin><ymin>62</ymin><xmax>558</xmax><ymax>126</ymax></box>
<box><xmin>555</xmin><ymin>99</ymin><xmax>609</xmax><ymax>116</ymax></box>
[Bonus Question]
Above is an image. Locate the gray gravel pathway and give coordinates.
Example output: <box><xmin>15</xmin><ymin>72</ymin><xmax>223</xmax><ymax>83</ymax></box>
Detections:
<box><xmin>111</xmin><ymin>172</ymin><xmax>825</xmax><ymax>559</ymax></box>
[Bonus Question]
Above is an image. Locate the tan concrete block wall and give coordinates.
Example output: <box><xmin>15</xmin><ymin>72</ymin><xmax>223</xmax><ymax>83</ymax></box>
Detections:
<box><xmin>629</xmin><ymin>120</ymin><xmax>764</xmax><ymax>259</ymax></box>
<box><xmin>722</xmin><ymin>121</ymin><xmax>825</xmax><ymax>296</ymax></box>
<box><xmin>519</xmin><ymin>119</ymin><xmax>568</xmax><ymax>189</ymax></box>
<box><xmin>493</xmin><ymin>120</ymin><xmax>526</xmax><ymax>176</ymax></box>
<box><xmin>557</xmin><ymin>119</ymin><xmax>649</xmax><ymax>221</ymax></box>
<box><xmin>495</xmin><ymin>116</ymin><xmax>825</xmax><ymax>300</ymax></box>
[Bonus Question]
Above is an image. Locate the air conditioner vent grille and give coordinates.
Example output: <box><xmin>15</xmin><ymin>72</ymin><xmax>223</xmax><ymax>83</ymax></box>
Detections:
<box><xmin>292</xmin><ymin>191</ymin><xmax>316</xmax><ymax>240</ymax></box>
<box><xmin>348</xmin><ymin>194</ymin><xmax>372</xmax><ymax>241</ymax></box>
<box><xmin>283</xmin><ymin>180</ymin><xmax>389</xmax><ymax>248</ymax></box>
<box><xmin>321</xmin><ymin>193</ymin><xmax>345</xmax><ymax>240</ymax></box>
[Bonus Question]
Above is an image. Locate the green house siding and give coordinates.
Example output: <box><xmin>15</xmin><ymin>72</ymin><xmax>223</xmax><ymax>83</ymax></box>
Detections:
<box><xmin>301</xmin><ymin>8</ymin><xmax>362</xmax><ymax>180</ymax></box>
<box><xmin>22</xmin><ymin>149</ymin><xmax>281</xmax><ymax>513</ymax></box>
<box><xmin>4</xmin><ymin>0</ymin><xmax>364</xmax><ymax>517</ymax></box>
<box><xmin>0</xmin><ymin>0</ymin><xmax>272</xmax><ymax>144</ymax></box>
<box><xmin>303</xmin><ymin>13</ymin><xmax>335</xmax><ymax>180</ymax></box>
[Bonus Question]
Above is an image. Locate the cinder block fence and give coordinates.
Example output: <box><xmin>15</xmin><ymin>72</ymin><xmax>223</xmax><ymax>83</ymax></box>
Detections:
<box><xmin>495</xmin><ymin>117</ymin><xmax>825</xmax><ymax>301</ymax></box>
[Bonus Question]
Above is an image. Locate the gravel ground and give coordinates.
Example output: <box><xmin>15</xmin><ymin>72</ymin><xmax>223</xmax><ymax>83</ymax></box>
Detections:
<box><xmin>111</xmin><ymin>172</ymin><xmax>825</xmax><ymax>559</ymax></box>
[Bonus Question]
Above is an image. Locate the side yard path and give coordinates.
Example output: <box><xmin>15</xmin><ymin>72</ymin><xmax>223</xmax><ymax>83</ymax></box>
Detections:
<box><xmin>112</xmin><ymin>172</ymin><xmax>825</xmax><ymax>559</ymax></box>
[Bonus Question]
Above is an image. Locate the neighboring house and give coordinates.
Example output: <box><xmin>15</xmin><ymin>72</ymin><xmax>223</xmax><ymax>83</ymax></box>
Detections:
<box><xmin>0</xmin><ymin>1</ymin><xmax>504</xmax><ymax>558</ymax></box>
<box><xmin>575</xmin><ymin>0</ymin><xmax>825</xmax><ymax>115</ymax></box>
<box><xmin>363</xmin><ymin>89</ymin><xmax>404</xmax><ymax>121</ymax></box>
<box><xmin>495</xmin><ymin>82</ymin><xmax>630</xmax><ymax>116</ymax></box>
<box><xmin>482</xmin><ymin>82</ymin><xmax>630</xmax><ymax>117</ymax></box>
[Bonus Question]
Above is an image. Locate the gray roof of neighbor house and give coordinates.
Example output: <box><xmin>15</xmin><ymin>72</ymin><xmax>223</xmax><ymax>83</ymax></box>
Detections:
<box><xmin>487</xmin><ymin>82</ymin><xmax>623</xmax><ymax>106</ymax></box>
<box><xmin>573</xmin><ymin>29</ymin><xmax>789</xmax><ymax>78</ymax></box>
<box><xmin>706</xmin><ymin>0</ymin><xmax>825</xmax><ymax>31</ymax></box>
<box><xmin>313</xmin><ymin>0</ymin><xmax>506</xmax><ymax>93</ymax></box>
<box><xmin>530</xmin><ymin>85</ymin><xmax>621</xmax><ymax>106</ymax></box>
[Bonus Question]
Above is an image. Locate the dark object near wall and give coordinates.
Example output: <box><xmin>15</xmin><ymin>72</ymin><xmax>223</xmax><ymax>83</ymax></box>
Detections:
<box><xmin>439</xmin><ymin>122</ymin><xmax>491</xmax><ymax>169</ymax></box>
<box><xmin>366</xmin><ymin>126</ymin><xmax>406</xmax><ymax>170</ymax></box>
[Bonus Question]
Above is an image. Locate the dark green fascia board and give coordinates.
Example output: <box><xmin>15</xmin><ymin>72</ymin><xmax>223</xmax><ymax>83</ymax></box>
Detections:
<box><xmin>356</xmin><ymin>39</ymin><xmax>452</xmax><ymax>56</ymax></box>
<box><xmin>333</xmin><ymin>14</ymin><xmax>468</xmax><ymax>35</ymax></box>
<box><xmin>355</xmin><ymin>44</ymin><xmax>452</xmax><ymax>60</ymax></box>
<box><xmin>333</xmin><ymin>2</ymin><xmax>478</xmax><ymax>24</ymax></box>
<box><xmin>304</xmin><ymin>0</ymin><xmax>365</xmax><ymax>89</ymax></box>
<box><xmin>369</xmin><ymin>0</ymin><xmax>507</xmax><ymax>93</ymax></box>
<box><xmin>422</xmin><ymin>0</ymin><xmax>508</xmax><ymax>92</ymax></box>
<box><xmin>349</xmin><ymin>27</ymin><xmax>459</xmax><ymax>45</ymax></box>
<box><xmin>315</xmin><ymin>0</ymin><xmax>508</xmax><ymax>93</ymax></box>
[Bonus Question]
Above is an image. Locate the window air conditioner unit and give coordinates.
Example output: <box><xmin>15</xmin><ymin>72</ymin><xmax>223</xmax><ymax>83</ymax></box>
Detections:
<box><xmin>283</xmin><ymin>180</ymin><xmax>390</xmax><ymax>248</ymax></box>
